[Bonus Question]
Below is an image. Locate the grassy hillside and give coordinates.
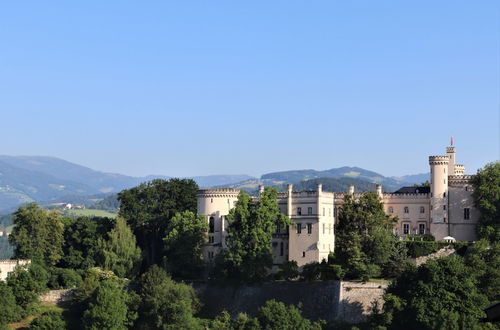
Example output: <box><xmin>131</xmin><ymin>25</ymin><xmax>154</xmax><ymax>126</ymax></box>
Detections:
<box><xmin>64</xmin><ymin>209</ymin><xmax>117</xmax><ymax>218</ymax></box>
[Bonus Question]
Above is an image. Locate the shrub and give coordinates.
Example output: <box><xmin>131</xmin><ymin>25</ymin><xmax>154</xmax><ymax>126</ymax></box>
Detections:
<box><xmin>276</xmin><ymin>261</ymin><xmax>299</xmax><ymax>281</ymax></box>
<box><xmin>49</xmin><ymin>268</ymin><xmax>83</xmax><ymax>289</ymax></box>
<box><xmin>31</xmin><ymin>310</ymin><xmax>66</xmax><ymax>330</ymax></box>
<box><xmin>301</xmin><ymin>262</ymin><xmax>321</xmax><ymax>281</ymax></box>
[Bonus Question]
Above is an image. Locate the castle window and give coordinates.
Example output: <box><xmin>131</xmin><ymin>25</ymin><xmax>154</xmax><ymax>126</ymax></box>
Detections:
<box><xmin>297</xmin><ymin>207</ymin><xmax>302</xmax><ymax>216</ymax></box>
<box><xmin>464</xmin><ymin>208</ymin><xmax>470</xmax><ymax>220</ymax></box>
<box><xmin>307</xmin><ymin>223</ymin><xmax>312</xmax><ymax>234</ymax></box>
<box><xmin>419</xmin><ymin>224</ymin><xmax>426</xmax><ymax>235</ymax></box>
<box><xmin>443</xmin><ymin>205</ymin><xmax>446</xmax><ymax>210</ymax></box>
<box><xmin>403</xmin><ymin>223</ymin><xmax>409</xmax><ymax>235</ymax></box>
<box><xmin>420</xmin><ymin>206</ymin><xmax>425</xmax><ymax>214</ymax></box>
<box><xmin>444</xmin><ymin>217</ymin><xmax>447</xmax><ymax>223</ymax></box>
<box><xmin>297</xmin><ymin>223</ymin><xmax>302</xmax><ymax>234</ymax></box>
<box><xmin>323</xmin><ymin>223</ymin><xmax>325</xmax><ymax>234</ymax></box>
<box><xmin>307</xmin><ymin>207</ymin><xmax>312</xmax><ymax>215</ymax></box>
<box><xmin>209</xmin><ymin>217</ymin><xmax>215</xmax><ymax>233</ymax></box>
<box><xmin>211</xmin><ymin>198</ymin><xmax>213</xmax><ymax>203</ymax></box>
<box><xmin>388</xmin><ymin>207</ymin><xmax>394</xmax><ymax>213</ymax></box>
<box><xmin>404</xmin><ymin>207</ymin><xmax>409</xmax><ymax>214</ymax></box>
<box><xmin>443</xmin><ymin>192</ymin><xmax>446</xmax><ymax>197</ymax></box>
<box><xmin>302</xmin><ymin>251</ymin><xmax>306</xmax><ymax>258</ymax></box>
<box><xmin>323</xmin><ymin>208</ymin><xmax>325</xmax><ymax>216</ymax></box>
<box><xmin>276</xmin><ymin>224</ymin><xmax>281</xmax><ymax>234</ymax></box>
<box><xmin>280</xmin><ymin>242</ymin><xmax>284</xmax><ymax>256</ymax></box>
<box><xmin>209</xmin><ymin>236</ymin><xmax>214</xmax><ymax>244</ymax></box>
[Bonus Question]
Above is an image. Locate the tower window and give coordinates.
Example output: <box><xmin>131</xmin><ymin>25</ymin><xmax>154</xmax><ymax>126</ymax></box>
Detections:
<box><xmin>388</xmin><ymin>207</ymin><xmax>394</xmax><ymax>214</ymax></box>
<box><xmin>209</xmin><ymin>217</ymin><xmax>215</xmax><ymax>233</ymax></box>
<box><xmin>302</xmin><ymin>251</ymin><xmax>306</xmax><ymax>258</ymax></box>
<box><xmin>323</xmin><ymin>223</ymin><xmax>325</xmax><ymax>234</ymax></box>
<box><xmin>443</xmin><ymin>192</ymin><xmax>446</xmax><ymax>197</ymax></box>
<box><xmin>307</xmin><ymin>223</ymin><xmax>312</xmax><ymax>234</ymax></box>
<box><xmin>297</xmin><ymin>223</ymin><xmax>302</xmax><ymax>234</ymax></box>
<box><xmin>323</xmin><ymin>208</ymin><xmax>325</xmax><ymax>216</ymax></box>
<box><xmin>465</xmin><ymin>186</ymin><xmax>468</xmax><ymax>191</ymax></box>
<box><xmin>211</xmin><ymin>198</ymin><xmax>213</xmax><ymax>203</ymax></box>
<box><xmin>297</xmin><ymin>207</ymin><xmax>302</xmax><ymax>216</ymax></box>
<box><xmin>443</xmin><ymin>205</ymin><xmax>446</xmax><ymax>210</ymax></box>
<box><xmin>420</xmin><ymin>206</ymin><xmax>425</xmax><ymax>214</ymax></box>
<box><xmin>404</xmin><ymin>207</ymin><xmax>409</xmax><ymax>214</ymax></box>
<box><xmin>307</xmin><ymin>207</ymin><xmax>312</xmax><ymax>215</ymax></box>
<box><xmin>464</xmin><ymin>208</ymin><xmax>470</xmax><ymax>220</ymax></box>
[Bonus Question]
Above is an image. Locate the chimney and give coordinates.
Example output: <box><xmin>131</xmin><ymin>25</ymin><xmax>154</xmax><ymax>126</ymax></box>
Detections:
<box><xmin>317</xmin><ymin>183</ymin><xmax>323</xmax><ymax>194</ymax></box>
<box><xmin>259</xmin><ymin>184</ymin><xmax>264</xmax><ymax>196</ymax></box>
<box><xmin>376</xmin><ymin>184</ymin><xmax>382</xmax><ymax>197</ymax></box>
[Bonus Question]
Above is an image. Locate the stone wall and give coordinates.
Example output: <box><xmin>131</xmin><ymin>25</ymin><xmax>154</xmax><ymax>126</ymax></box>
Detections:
<box><xmin>195</xmin><ymin>281</ymin><xmax>387</xmax><ymax>324</ymax></box>
<box><xmin>413</xmin><ymin>246</ymin><xmax>456</xmax><ymax>266</ymax></box>
<box><xmin>39</xmin><ymin>289</ymin><xmax>75</xmax><ymax>305</ymax></box>
<box><xmin>337</xmin><ymin>281</ymin><xmax>388</xmax><ymax>323</ymax></box>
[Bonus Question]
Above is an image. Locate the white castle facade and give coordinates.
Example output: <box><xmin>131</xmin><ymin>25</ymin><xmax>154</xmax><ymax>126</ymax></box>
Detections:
<box><xmin>197</xmin><ymin>144</ymin><xmax>479</xmax><ymax>267</ymax></box>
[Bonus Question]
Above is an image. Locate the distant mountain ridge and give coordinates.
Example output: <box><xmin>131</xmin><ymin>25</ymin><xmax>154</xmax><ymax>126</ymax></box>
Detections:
<box><xmin>0</xmin><ymin>155</ymin><xmax>422</xmax><ymax>213</ymax></box>
<box><xmin>223</xmin><ymin>166</ymin><xmax>413</xmax><ymax>193</ymax></box>
<box><xmin>0</xmin><ymin>156</ymin><xmax>254</xmax><ymax>212</ymax></box>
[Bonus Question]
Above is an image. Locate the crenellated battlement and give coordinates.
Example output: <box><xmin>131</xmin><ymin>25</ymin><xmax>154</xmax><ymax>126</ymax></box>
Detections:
<box><xmin>448</xmin><ymin>175</ymin><xmax>473</xmax><ymax>186</ymax></box>
<box><xmin>197</xmin><ymin>188</ymin><xmax>240</xmax><ymax>198</ymax></box>
<box><xmin>382</xmin><ymin>193</ymin><xmax>430</xmax><ymax>199</ymax></box>
<box><xmin>429</xmin><ymin>156</ymin><xmax>449</xmax><ymax>165</ymax></box>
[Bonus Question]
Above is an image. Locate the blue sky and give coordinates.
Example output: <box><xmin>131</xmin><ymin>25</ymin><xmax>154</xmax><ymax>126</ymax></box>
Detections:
<box><xmin>1</xmin><ymin>1</ymin><xmax>498</xmax><ymax>177</ymax></box>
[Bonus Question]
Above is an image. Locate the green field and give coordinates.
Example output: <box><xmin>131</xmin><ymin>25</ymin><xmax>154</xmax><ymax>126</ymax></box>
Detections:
<box><xmin>64</xmin><ymin>208</ymin><xmax>117</xmax><ymax>218</ymax></box>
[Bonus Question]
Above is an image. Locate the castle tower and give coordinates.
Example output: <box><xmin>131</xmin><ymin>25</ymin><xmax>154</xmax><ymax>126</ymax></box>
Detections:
<box><xmin>429</xmin><ymin>156</ymin><xmax>449</xmax><ymax>225</ymax></box>
<box><xmin>348</xmin><ymin>185</ymin><xmax>355</xmax><ymax>195</ymax></box>
<box><xmin>197</xmin><ymin>188</ymin><xmax>240</xmax><ymax>262</ymax></box>
<box><xmin>446</xmin><ymin>146</ymin><xmax>456</xmax><ymax>175</ymax></box>
<box><xmin>376</xmin><ymin>184</ymin><xmax>383</xmax><ymax>198</ymax></box>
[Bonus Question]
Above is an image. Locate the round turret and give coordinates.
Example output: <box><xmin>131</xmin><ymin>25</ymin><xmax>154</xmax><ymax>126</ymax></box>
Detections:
<box><xmin>428</xmin><ymin>156</ymin><xmax>449</xmax><ymax>224</ymax></box>
<box><xmin>196</xmin><ymin>188</ymin><xmax>240</xmax><ymax>216</ymax></box>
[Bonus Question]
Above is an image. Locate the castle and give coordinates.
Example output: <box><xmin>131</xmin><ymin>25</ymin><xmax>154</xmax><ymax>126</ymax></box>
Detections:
<box><xmin>197</xmin><ymin>143</ymin><xmax>479</xmax><ymax>266</ymax></box>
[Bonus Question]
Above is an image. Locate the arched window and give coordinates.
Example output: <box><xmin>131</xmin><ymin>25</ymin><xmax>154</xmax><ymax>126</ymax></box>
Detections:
<box><xmin>388</xmin><ymin>207</ymin><xmax>394</xmax><ymax>213</ymax></box>
<box><xmin>420</xmin><ymin>206</ymin><xmax>425</xmax><ymax>213</ymax></box>
<box><xmin>209</xmin><ymin>217</ymin><xmax>215</xmax><ymax>233</ymax></box>
<box><xmin>404</xmin><ymin>207</ymin><xmax>409</xmax><ymax>214</ymax></box>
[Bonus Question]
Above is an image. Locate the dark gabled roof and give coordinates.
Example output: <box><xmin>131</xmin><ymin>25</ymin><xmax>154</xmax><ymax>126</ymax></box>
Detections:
<box><xmin>393</xmin><ymin>186</ymin><xmax>430</xmax><ymax>194</ymax></box>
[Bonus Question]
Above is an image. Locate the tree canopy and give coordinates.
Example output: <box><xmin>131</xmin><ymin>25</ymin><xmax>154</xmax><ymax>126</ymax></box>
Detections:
<box><xmin>9</xmin><ymin>203</ymin><xmax>65</xmax><ymax>266</ymax></box>
<box><xmin>163</xmin><ymin>211</ymin><xmax>207</xmax><ymax>279</ymax></box>
<box><xmin>471</xmin><ymin>161</ymin><xmax>500</xmax><ymax>243</ymax></box>
<box><xmin>118</xmin><ymin>178</ymin><xmax>198</xmax><ymax>267</ymax></box>
<box><xmin>222</xmin><ymin>187</ymin><xmax>292</xmax><ymax>282</ymax></box>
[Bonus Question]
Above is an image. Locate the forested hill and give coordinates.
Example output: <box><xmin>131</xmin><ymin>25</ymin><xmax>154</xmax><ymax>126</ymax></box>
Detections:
<box><xmin>289</xmin><ymin>177</ymin><xmax>379</xmax><ymax>192</ymax></box>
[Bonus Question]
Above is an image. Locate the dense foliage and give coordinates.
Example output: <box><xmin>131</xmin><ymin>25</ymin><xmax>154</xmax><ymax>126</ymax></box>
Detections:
<box><xmin>9</xmin><ymin>203</ymin><xmax>65</xmax><ymax>266</ymax></box>
<box><xmin>163</xmin><ymin>211</ymin><xmax>208</xmax><ymax>279</ymax></box>
<box><xmin>333</xmin><ymin>192</ymin><xmax>400</xmax><ymax>280</ymax></box>
<box><xmin>220</xmin><ymin>187</ymin><xmax>292</xmax><ymax>282</ymax></box>
<box><xmin>376</xmin><ymin>244</ymin><xmax>499</xmax><ymax>329</ymax></box>
<box><xmin>118</xmin><ymin>178</ymin><xmax>198</xmax><ymax>267</ymax></box>
<box><xmin>471</xmin><ymin>161</ymin><xmax>500</xmax><ymax>243</ymax></box>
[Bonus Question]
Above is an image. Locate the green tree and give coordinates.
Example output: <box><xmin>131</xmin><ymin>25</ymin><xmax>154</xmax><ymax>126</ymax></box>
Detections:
<box><xmin>0</xmin><ymin>281</ymin><xmax>23</xmax><ymax>325</ymax></box>
<box><xmin>257</xmin><ymin>300</ymin><xmax>322</xmax><ymax>330</ymax></box>
<box><xmin>163</xmin><ymin>211</ymin><xmax>208</xmax><ymax>279</ymax></box>
<box><xmin>6</xmin><ymin>264</ymin><xmax>49</xmax><ymax>310</ymax></box>
<box><xmin>9</xmin><ymin>203</ymin><xmax>64</xmax><ymax>266</ymax></box>
<box><xmin>464</xmin><ymin>239</ymin><xmax>500</xmax><ymax>303</ymax></box>
<box><xmin>31</xmin><ymin>310</ymin><xmax>67</xmax><ymax>330</ymax></box>
<box><xmin>380</xmin><ymin>256</ymin><xmax>490</xmax><ymax>329</ymax></box>
<box><xmin>60</xmin><ymin>216</ymin><xmax>114</xmax><ymax>271</ymax></box>
<box><xmin>334</xmin><ymin>193</ymin><xmax>397</xmax><ymax>280</ymax></box>
<box><xmin>471</xmin><ymin>162</ymin><xmax>500</xmax><ymax>243</ymax></box>
<box><xmin>97</xmin><ymin>217</ymin><xmax>142</xmax><ymax>278</ymax></box>
<box><xmin>223</xmin><ymin>188</ymin><xmax>292</xmax><ymax>282</ymax></box>
<box><xmin>82</xmin><ymin>280</ymin><xmax>131</xmax><ymax>330</ymax></box>
<box><xmin>118</xmin><ymin>178</ymin><xmax>198</xmax><ymax>267</ymax></box>
<box><xmin>138</xmin><ymin>265</ymin><xmax>200</xmax><ymax>329</ymax></box>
